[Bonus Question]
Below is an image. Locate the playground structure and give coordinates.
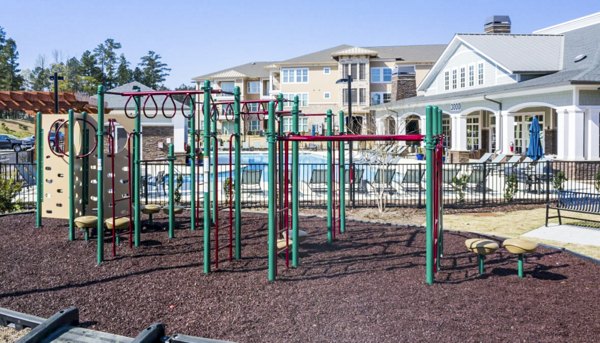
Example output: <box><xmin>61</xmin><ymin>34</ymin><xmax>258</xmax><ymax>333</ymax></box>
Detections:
<box><xmin>34</xmin><ymin>80</ymin><xmax>445</xmax><ymax>284</ymax></box>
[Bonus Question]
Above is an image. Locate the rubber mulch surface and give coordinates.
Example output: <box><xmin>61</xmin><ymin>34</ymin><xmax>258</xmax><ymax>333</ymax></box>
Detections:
<box><xmin>0</xmin><ymin>212</ymin><xmax>598</xmax><ymax>343</ymax></box>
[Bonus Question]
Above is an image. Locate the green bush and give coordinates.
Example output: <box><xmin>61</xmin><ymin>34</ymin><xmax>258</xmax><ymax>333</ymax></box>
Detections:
<box><xmin>552</xmin><ymin>171</ymin><xmax>568</xmax><ymax>191</ymax></box>
<box><xmin>451</xmin><ymin>174</ymin><xmax>469</xmax><ymax>203</ymax></box>
<box><xmin>174</xmin><ymin>174</ymin><xmax>183</xmax><ymax>204</ymax></box>
<box><xmin>223</xmin><ymin>177</ymin><xmax>234</xmax><ymax>204</ymax></box>
<box><xmin>504</xmin><ymin>174</ymin><xmax>518</xmax><ymax>202</ymax></box>
<box><xmin>595</xmin><ymin>170</ymin><xmax>600</xmax><ymax>192</ymax></box>
<box><xmin>0</xmin><ymin>178</ymin><xmax>23</xmax><ymax>213</ymax></box>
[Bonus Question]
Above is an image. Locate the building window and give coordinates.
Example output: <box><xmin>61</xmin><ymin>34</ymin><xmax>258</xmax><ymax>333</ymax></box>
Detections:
<box><xmin>477</xmin><ymin>63</ymin><xmax>484</xmax><ymax>85</ymax></box>
<box><xmin>460</xmin><ymin>67</ymin><xmax>465</xmax><ymax>88</ymax></box>
<box><xmin>452</xmin><ymin>69</ymin><xmax>457</xmax><ymax>89</ymax></box>
<box><xmin>324</xmin><ymin>91</ymin><xmax>331</xmax><ymax>99</ymax></box>
<box><xmin>442</xmin><ymin>117</ymin><xmax>451</xmax><ymax>148</ymax></box>
<box><xmin>444</xmin><ymin>71</ymin><xmax>449</xmax><ymax>91</ymax></box>
<box><xmin>343</xmin><ymin>88</ymin><xmax>367</xmax><ymax>105</ymax></box>
<box><xmin>371</xmin><ymin>67</ymin><xmax>392</xmax><ymax>83</ymax></box>
<box><xmin>247</xmin><ymin>81</ymin><xmax>260</xmax><ymax>94</ymax></box>
<box><xmin>249</xmin><ymin>120</ymin><xmax>261</xmax><ymax>132</ymax></box>
<box><xmin>282</xmin><ymin>93</ymin><xmax>308</xmax><ymax>107</ymax></box>
<box><xmin>514</xmin><ymin>114</ymin><xmax>544</xmax><ymax>154</ymax></box>
<box><xmin>281</xmin><ymin>68</ymin><xmax>308</xmax><ymax>84</ymax></box>
<box><xmin>262</xmin><ymin>80</ymin><xmax>270</xmax><ymax>96</ymax></box>
<box><xmin>247</xmin><ymin>103</ymin><xmax>259</xmax><ymax>113</ymax></box>
<box><xmin>370</xmin><ymin>92</ymin><xmax>392</xmax><ymax>105</ymax></box>
<box><xmin>468</xmin><ymin>65</ymin><xmax>474</xmax><ymax>87</ymax></box>
<box><xmin>467</xmin><ymin>116</ymin><xmax>480</xmax><ymax>151</ymax></box>
<box><xmin>396</xmin><ymin>65</ymin><xmax>416</xmax><ymax>75</ymax></box>
<box><xmin>220</xmin><ymin>81</ymin><xmax>235</xmax><ymax>94</ymax></box>
<box><xmin>323</xmin><ymin>67</ymin><xmax>331</xmax><ymax>74</ymax></box>
<box><xmin>342</xmin><ymin>63</ymin><xmax>366</xmax><ymax>80</ymax></box>
<box><xmin>282</xmin><ymin>117</ymin><xmax>308</xmax><ymax>133</ymax></box>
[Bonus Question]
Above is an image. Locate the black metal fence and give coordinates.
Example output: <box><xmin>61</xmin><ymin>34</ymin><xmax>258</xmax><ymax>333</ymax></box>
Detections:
<box><xmin>1</xmin><ymin>159</ymin><xmax>599</xmax><ymax>214</ymax></box>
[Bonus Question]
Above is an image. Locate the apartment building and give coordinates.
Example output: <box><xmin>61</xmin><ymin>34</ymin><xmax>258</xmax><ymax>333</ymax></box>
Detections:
<box><xmin>192</xmin><ymin>44</ymin><xmax>445</xmax><ymax>146</ymax></box>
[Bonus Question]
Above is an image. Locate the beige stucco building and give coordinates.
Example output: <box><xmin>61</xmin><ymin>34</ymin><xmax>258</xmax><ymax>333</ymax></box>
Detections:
<box><xmin>192</xmin><ymin>44</ymin><xmax>445</xmax><ymax>147</ymax></box>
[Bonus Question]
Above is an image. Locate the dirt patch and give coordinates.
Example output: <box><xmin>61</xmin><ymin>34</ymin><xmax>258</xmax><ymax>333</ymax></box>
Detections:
<box><xmin>0</xmin><ymin>212</ymin><xmax>599</xmax><ymax>342</ymax></box>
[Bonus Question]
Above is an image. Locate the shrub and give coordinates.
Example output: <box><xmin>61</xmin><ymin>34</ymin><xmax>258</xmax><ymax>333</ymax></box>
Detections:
<box><xmin>0</xmin><ymin>178</ymin><xmax>23</xmax><ymax>213</ymax></box>
<box><xmin>223</xmin><ymin>177</ymin><xmax>234</xmax><ymax>205</ymax></box>
<box><xmin>595</xmin><ymin>170</ymin><xmax>600</xmax><ymax>192</ymax></box>
<box><xmin>504</xmin><ymin>174</ymin><xmax>518</xmax><ymax>202</ymax></box>
<box><xmin>174</xmin><ymin>174</ymin><xmax>183</xmax><ymax>204</ymax></box>
<box><xmin>451</xmin><ymin>174</ymin><xmax>469</xmax><ymax>203</ymax></box>
<box><xmin>552</xmin><ymin>171</ymin><xmax>568</xmax><ymax>191</ymax></box>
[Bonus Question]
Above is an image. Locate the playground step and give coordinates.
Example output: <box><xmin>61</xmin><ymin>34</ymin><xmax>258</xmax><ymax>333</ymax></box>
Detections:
<box><xmin>42</xmin><ymin>326</ymin><xmax>133</xmax><ymax>343</ymax></box>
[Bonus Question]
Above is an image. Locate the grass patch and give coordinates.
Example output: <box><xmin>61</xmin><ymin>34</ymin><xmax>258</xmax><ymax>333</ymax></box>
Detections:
<box><xmin>0</xmin><ymin>119</ymin><xmax>34</xmax><ymax>138</ymax></box>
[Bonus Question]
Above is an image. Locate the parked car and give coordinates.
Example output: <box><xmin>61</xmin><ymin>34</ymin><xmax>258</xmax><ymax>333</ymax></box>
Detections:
<box><xmin>21</xmin><ymin>135</ymin><xmax>35</xmax><ymax>149</ymax></box>
<box><xmin>48</xmin><ymin>131</ymin><xmax>64</xmax><ymax>148</ymax></box>
<box><xmin>0</xmin><ymin>134</ymin><xmax>26</xmax><ymax>151</ymax></box>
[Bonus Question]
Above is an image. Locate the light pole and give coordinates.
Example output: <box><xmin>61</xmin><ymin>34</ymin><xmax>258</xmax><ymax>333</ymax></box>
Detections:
<box><xmin>49</xmin><ymin>72</ymin><xmax>64</xmax><ymax>113</ymax></box>
<box><xmin>336</xmin><ymin>75</ymin><xmax>355</xmax><ymax>207</ymax></box>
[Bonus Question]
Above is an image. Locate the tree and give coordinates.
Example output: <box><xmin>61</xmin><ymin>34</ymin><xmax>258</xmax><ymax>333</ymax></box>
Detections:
<box><xmin>138</xmin><ymin>51</ymin><xmax>171</xmax><ymax>89</ymax></box>
<box><xmin>27</xmin><ymin>55</ymin><xmax>51</xmax><ymax>91</ymax></box>
<box><xmin>116</xmin><ymin>54</ymin><xmax>132</xmax><ymax>85</ymax></box>
<box><xmin>0</xmin><ymin>27</ymin><xmax>24</xmax><ymax>90</ymax></box>
<box><xmin>79</xmin><ymin>50</ymin><xmax>103</xmax><ymax>94</ymax></box>
<box><xmin>93</xmin><ymin>38</ymin><xmax>122</xmax><ymax>88</ymax></box>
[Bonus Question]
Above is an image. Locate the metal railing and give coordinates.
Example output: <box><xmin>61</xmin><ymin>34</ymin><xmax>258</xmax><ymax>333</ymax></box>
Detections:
<box><xmin>1</xmin><ymin>159</ymin><xmax>599</xmax><ymax>214</ymax></box>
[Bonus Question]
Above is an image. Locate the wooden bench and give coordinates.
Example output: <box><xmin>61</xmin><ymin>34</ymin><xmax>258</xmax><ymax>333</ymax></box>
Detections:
<box><xmin>546</xmin><ymin>190</ymin><xmax>600</xmax><ymax>226</ymax></box>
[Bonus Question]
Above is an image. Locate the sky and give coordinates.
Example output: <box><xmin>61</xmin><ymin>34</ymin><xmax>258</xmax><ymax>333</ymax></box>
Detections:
<box><xmin>1</xmin><ymin>0</ymin><xmax>598</xmax><ymax>89</ymax></box>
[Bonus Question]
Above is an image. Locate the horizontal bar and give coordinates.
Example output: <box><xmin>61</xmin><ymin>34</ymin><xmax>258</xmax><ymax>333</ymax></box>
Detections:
<box><xmin>107</xmin><ymin>90</ymin><xmax>228</xmax><ymax>97</ymax></box>
<box><xmin>0</xmin><ymin>307</ymin><xmax>45</xmax><ymax>328</ymax></box>
<box><xmin>279</xmin><ymin>134</ymin><xmax>425</xmax><ymax>142</ymax></box>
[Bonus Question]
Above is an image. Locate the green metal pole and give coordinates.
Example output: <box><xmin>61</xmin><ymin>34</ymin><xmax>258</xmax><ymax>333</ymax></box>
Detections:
<box><xmin>203</xmin><ymin>80</ymin><xmax>212</xmax><ymax>273</ymax></box>
<box><xmin>96</xmin><ymin>85</ymin><xmax>105</xmax><ymax>264</ymax></box>
<box><xmin>234</xmin><ymin>86</ymin><xmax>242</xmax><ymax>259</ymax></box>
<box><xmin>189</xmin><ymin>96</ymin><xmax>196</xmax><ymax>232</ymax></box>
<box><xmin>68</xmin><ymin>109</ymin><xmax>75</xmax><ymax>241</ymax></box>
<box><xmin>326</xmin><ymin>109</ymin><xmax>333</xmax><ymax>243</ymax></box>
<box><xmin>133</xmin><ymin>89</ymin><xmax>141</xmax><ymax>247</ymax></box>
<box><xmin>267</xmin><ymin>101</ymin><xmax>276</xmax><ymax>282</ymax></box>
<box><xmin>478</xmin><ymin>255</ymin><xmax>485</xmax><ymax>275</ymax></box>
<box><xmin>35</xmin><ymin>111</ymin><xmax>43</xmax><ymax>228</ymax></box>
<box><xmin>291</xmin><ymin>96</ymin><xmax>300</xmax><ymax>267</ymax></box>
<box><xmin>518</xmin><ymin>254</ymin><xmax>524</xmax><ymax>278</ymax></box>
<box><xmin>425</xmin><ymin>105</ymin><xmax>434</xmax><ymax>285</ymax></box>
<box><xmin>338</xmin><ymin>110</ymin><xmax>346</xmax><ymax>234</ymax></box>
<box><xmin>168</xmin><ymin>143</ymin><xmax>175</xmax><ymax>239</ymax></box>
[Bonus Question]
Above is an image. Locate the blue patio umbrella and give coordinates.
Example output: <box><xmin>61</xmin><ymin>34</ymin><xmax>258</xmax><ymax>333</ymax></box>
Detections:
<box><xmin>526</xmin><ymin>116</ymin><xmax>544</xmax><ymax>161</ymax></box>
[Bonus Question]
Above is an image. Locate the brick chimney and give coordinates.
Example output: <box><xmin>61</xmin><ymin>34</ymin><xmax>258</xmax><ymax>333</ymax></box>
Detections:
<box><xmin>485</xmin><ymin>15</ymin><xmax>511</xmax><ymax>34</ymax></box>
<box><xmin>391</xmin><ymin>67</ymin><xmax>416</xmax><ymax>101</ymax></box>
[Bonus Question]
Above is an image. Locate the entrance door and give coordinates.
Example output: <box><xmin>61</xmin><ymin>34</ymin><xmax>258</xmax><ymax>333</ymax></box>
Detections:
<box><xmin>481</xmin><ymin>129</ymin><xmax>489</xmax><ymax>154</ymax></box>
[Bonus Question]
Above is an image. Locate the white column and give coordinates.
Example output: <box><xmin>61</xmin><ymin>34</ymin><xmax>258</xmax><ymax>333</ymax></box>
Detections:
<box><xmin>501</xmin><ymin>111</ymin><xmax>515</xmax><ymax>154</ymax></box>
<box><xmin>419</xmin><ymin>115</ymin><xmax>427</xmax><ymax>148</ymax></box>
<box><xmin>584</xmin><ymin>108</ymin><xmax>600</xmax><ymax>160</ymax></box>
<box><xmin>494</xmin><ymin>112</ymin><xmax>502</xmax><ymax>153</ymax></box>
<box><xmin>375</xmin><ymin>117</ymin><xmax>385</xmax><ymax>134</ymax></box>
<box><xmin>173</xmin><ymin>114</ymin><xmax>186</xmax><ymax>153</ymax></box>
<box><xmin>556</xmin><ymin>106</ymin><xmax>585</xmax><ymax>160</ymax></box>
<box><xmin>451</xmin><ymin>115</ymin><xmax>467</xmax><ymax>151</ymax></box>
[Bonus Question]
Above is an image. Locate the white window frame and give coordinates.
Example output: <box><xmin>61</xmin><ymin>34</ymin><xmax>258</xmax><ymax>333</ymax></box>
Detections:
<box><xmin>281</xmin><ymin>68</ymin><xmax>309</xmax><ymax>84</ymax></box>
<box><xmin>460</xmin><ymin>67</ymin><xmax>466</xmax><ymax>88</ymax></box>
<box><xmin>248</xmin><ymin>120</ymin><xmax>261</xmax><ymax>132</ymax></box>
<box><xmin>477</xmin><ymin>62</ymin><xmax>484</xmax><ymax>85</ymax></box>
<box><xmin>323</xmin><ymin>67</ymin><xmax>331</xmax><ymax>75</ymax></box>
<box><xmin>370</xmin><ymin>67</ymin><xmax>392</xmax><ymax>83</ymax></box>
<box><xmin>466</xmin><ymin>116</ymin><xmax>480</xmax><ymax>151</ymax></box>
<box><xmin>468</xmin><ymin>64</ymin><xmax>475</xmax><ymax>87</ymax></box>
<box><xmin>220</xmin><ymin>81</ymin><xmax>235</xmax><ymax>94</ymax></box>
<box><xmin>282</xmin><ymin>93</ymin><xmax>308</xmax><ymax>108</ymax></box>
<box><xmin>282</xmin><ymin>117</ymin><xmax>309</xmax><ymax>133</ymax></box>
<box><xmin>247</xmin><ymin>81</ymin><xmax>260</xmax><ymax>94</ymax></box>
<box><xmin>444</xmin><ymin>71</ymin><xmax>449</xmax><ymax>91</ymax></box>
<box><xmin>452</xmin><ymin>69</ymin><xmax>457</xmax><ymax>89</ymax></box>
<box><xmin>370</xmin><ymin>92</ymin><xmax>392</xmax><ymax>105</ymax></box>
<box><xmin>323</xmin><ymin>91</ymin><xmax>331</xmax><ymax>100</ymax></box>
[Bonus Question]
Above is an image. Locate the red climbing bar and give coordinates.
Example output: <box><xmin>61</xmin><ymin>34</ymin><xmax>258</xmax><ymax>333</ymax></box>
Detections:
<box><xmin>111</xmin><ymin>89</ymin><xmax>230</xmax><ymax>97</ymax></box>
<box><xmin>279</xmin><ymin>134</ymin><xmax>424</xmax><ymax>142</ymax></box>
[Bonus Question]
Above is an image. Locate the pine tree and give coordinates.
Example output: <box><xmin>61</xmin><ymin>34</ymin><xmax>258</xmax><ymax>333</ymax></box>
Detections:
<box><xmin>79</xmin><ymin>50</ymin><xmax>103</xmax><ymax>94</ymax></box>
<box><xmin>138</xmin><ymin>51</ymin><xmax>171</xmax><ymax>89</ymax></box>
<box><xmin>28</xmin><ymin>55</ymin><xmax>51</xmax><ymax>91</ymax></box>
<box><xmin>116</xmin><ymin>54</ymin><xmax>132</xmax><ymax>86</ymax></box>
<box><xmin>93</xmin><ymin>38</ymin><xmax>122</xmax><ymax>88</ymax></box>
<box><xmin>0</xmin><ymin>28</ymin><xmax>24</xmax><ymax>90</ymax></box>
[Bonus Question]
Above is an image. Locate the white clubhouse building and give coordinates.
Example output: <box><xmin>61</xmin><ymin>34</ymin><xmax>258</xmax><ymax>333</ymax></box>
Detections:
<box><xmin>373</xmin><ymin>13</ymin><xmax>600</xmax><ymax>161</ymax></box>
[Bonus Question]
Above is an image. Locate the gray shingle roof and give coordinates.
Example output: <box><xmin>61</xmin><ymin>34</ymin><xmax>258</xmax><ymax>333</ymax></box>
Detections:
<box><xmin>457</xmin><ymin>34</ymin><xmax>564</xmax><ymax>73</ymax></box>
<box><xmin>192</xmin><ymin>61</ymin><xmax>273</xmax><ymax>81</ymax></box>
<box><xmin>278</xmin><ymin>45</ymin><xmax>352</xmax><ymax>64</ymax></box>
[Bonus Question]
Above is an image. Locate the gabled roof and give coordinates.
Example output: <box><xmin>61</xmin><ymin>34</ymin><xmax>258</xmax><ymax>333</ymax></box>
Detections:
<box><xmin>457</xmin><ymin>34</ymin><xmax>564</xmax><ymax>73</ymax></box>
<box><xmin>418</xmin><ymin>33</ymin><xmax>564</xmax><ymax>91</ymax></box>
<box><xmin>331</xmin><ymin>46</ymin><xmax>378</xmax><ymax>58</ymax></box>
<box><xmin>192</xmin><ymin>61</ymin><xmax>273</xmax><ymax>81</ymax></box>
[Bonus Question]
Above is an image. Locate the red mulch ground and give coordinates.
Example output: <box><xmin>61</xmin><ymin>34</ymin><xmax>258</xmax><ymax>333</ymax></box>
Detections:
<box><xmin>0</xmin><ymin>211</ymin><xmax>598</xmax><ymax>343</ymax></box>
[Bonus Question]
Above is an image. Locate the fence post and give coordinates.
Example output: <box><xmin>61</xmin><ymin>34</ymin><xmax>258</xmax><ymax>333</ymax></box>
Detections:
<box><xmin>418</xmin><ymin>163</ymin><xmax>423</xmax><ymax>207</ymax></box>
<box><xmin>144</xmin><ymin>161</ymin><xmax>148</xmax><ymax>204</ymax></box>
<box><xmin>35</xmin><ymin>111</ymin><xmax>43</xmax><ymax>228</ymax></box>
<box><xmin>546</xmin><ymin>160</ymin><xmax>551</xmax><ymax>203</ymax></box>
<box><xmin>482</xmin><ymin>162</ymin><xmax>487</xmax><ymax>206</ymax></box>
